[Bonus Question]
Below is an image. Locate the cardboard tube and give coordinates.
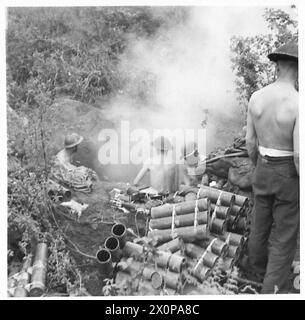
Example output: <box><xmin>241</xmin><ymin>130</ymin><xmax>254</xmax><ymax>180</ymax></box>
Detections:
<box><xmin>230</xmin><ymin>204</ymin><xmax>243</xmax><ymax>216</ymax></box>
<box><xmin>210</xmin><ymin>204</ymin><xmax>230</xmax><ymax>219</ymax></box>
<box><xmin>148</xmin><ymin>224</ymin><xmax>208</xmax><ymax>244</ymax></box>
<box><xmin>150</xmin><ymin>199</ymin><xmax>208</xmax><ymax>219</ymax></box>
<box><xmin>29</xmin><ymin>243</ymin><xmax>48</xmax><ymax>297</ymax></box>
<box><xmin>122</xmin><ymin>241</ymin><xmax>144</xmax><ymax>258</ymax></box>
<box><xmin>111</xmin><ymin>223</ymin><xmax>127</xmax><ymax>249</ymax></box>
<box><xmin>149</xmin><ymin>211</ymin><xmax>208</xmax><ymax>230</ymax></box>
<box><xmin>105</xmin><ymin>236</ymin><xmax>122</xmax><ymax>263</ymax></box>
<box><xmin>234</xmin><ymin>194</ymin><xmax>249</xmax><ymax>207</ymax></box>
<box><xmin>96</xmin><ymin>248</ymin><xmax>113</xmax><ymax>276</ymax></box>
<box><xmin>188</xmin><ymin>260</ymin><xmax>211</xmax><ymax>282</ymax></box>
<box><xmin>157</xmin><ymin>238</ymin><xmax>181</xmax><ymax>253</ymax></box>
<box><xmin>220</xmin><ymin>232</ymin><xmax>244</xmax><ymax>247</ymax></box>
<box><xmin>196</xmin><ymin>237</ymin><xmax>228</xmax><ymax>256</ymax></box>
<box><xmin>151</xmin><ymin>272</ymin><xmax>163</xmax><ymax>290</ymax></box>
<box><xmin>210</xmin><ymin>218</ymin><xmax>226</xmax><ymax>234</ymax></box>
<box><xmin>227</xmin><ymin>245</ymin><xmax>240</xmax><ymax>260</ymax></box>
<box><xmin>184</xmin><ymin>243</ymin><xmax>218</xmax><ymax>268</ymax></box>
<box><xmin>125</xmin><ymin>261</ymin><xmax>181</xmax><ymax>290</ymax></box>
<box><xmin>198</xmin><ymin>186</ymin><xmax>235</xmax><ymax>206</ymax></box>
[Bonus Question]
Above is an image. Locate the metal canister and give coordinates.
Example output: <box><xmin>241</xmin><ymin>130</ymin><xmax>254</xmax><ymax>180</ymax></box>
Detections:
<box><xmin>202</xmin><ymin>251</ymin><xmax>219</xmax><ymax>268</ymax></box>
<box><xmin>211</xmin><ymin>239</ymin><xmax>228</xmax><ymax>256</ymax></box>
<box><xmin>105</xmin><ymin>237</ymin><xmax>122</xmax><ymax>263</ymax></box>
<box><xmin>96</xmin><ymin>248</ymin><xmax>113</xmax><ymax>276</ymax></box>
<box><xmin>210</xmin><ymin>218</ymin><xmax>226</xmax><ymax>234</ymax></box>
<box><xmin>227</xmin><ymin>245</ymin><xmax>240</xmax><ymax>260</ymax></box>
<box><xmin>111</xmin><ymin>223</ymin><xmax>127</xmax><ymax>249</ymax></box>
<box><xmin>29</xmin><ymin>243</ymin><xmax>48</xmax><ymax>297</ymax></box>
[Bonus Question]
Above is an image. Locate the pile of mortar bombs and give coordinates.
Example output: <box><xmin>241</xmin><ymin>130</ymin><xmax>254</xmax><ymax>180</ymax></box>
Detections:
<box><xmin>98</xmin><ymin>186</ymin><xmax>251</xmax><ymax>295</ymax></box>
<box><xmin>8</xmin><ymin>243</ymin><xmax>48</xmax><ymax>297</ymax></box>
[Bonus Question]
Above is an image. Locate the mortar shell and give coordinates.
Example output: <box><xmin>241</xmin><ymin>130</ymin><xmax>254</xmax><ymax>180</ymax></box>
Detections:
<box><xmin>202</xmin><ymin>251</ymin><xmax>219</xmax><ymax>268</ymax></box>
<box><xmin>105</xmin><ymin>236</ymin><xmax>122</xmax><ymax>263</ymax></box>
<box><xmin>210</xmin><ymin>218</ymin><xmax>226</xmax><ymax>234</ymax></box>
<box><xmin>210</xmin><ymin>204</ymin><xmax>230</xmax><ymax>219</ymax></box>
<box><xmin>198</xmin><ymin>186</ymin><xmax>235</xmax><ymax>207</ymax></box>
<box><xmin>227</xmin><ymin>245</ymin><xmax>240</xmax><ymax>260</ymax></box>
<box><xmin>151</xmin><ymin>199</ymin><xmax>208</xmax><ymax>219</ymax></box>
<box><xmin>157</xmin><ymin>238</ymin><xmax>181</xmax><ymax>253</ymax></box>
<box><xmin>96</xmin><ymin>248</ymin><xmax>113</xmax><ymax>276</ymax></box>
<box><xmin>148</xmin><ymin>224</ymin><xmax>208</xmax><ymax>244</ymax></box>
<box><xmin>149</xmin><ymin>211</ymin><xmax>208</xmax><ymax>230</ymax></box>
<box><xmin>111</xmin><ymin>223</ymin><xmax>127</xmax><ymax>249</ymax></box>
<box><xmin>29</xmin><ymin>243</ymin><xmax>48</xmax><ymax>297</ymax></box>
<box><xmin>122</xmin><ymin>241</ymin><xmax>144</xmax><ymax>258</ymax></box>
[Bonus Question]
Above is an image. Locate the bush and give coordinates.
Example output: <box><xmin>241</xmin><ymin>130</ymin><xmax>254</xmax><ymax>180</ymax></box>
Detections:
<box><xmin>230</xmin><ymin>7</ymin><xmax>298</xmax><ymax>107</ymax></box>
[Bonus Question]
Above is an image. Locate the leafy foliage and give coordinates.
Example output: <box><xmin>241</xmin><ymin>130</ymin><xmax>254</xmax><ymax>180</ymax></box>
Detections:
<box><xmin>230</xmin><ymin>7</ymin><xmax>298</xmax><ymax>107</ymax></box>
<box><xmin>7</xmin><ymin>7</ymin><xmax>188</xmax><ymax>108</ymax></box>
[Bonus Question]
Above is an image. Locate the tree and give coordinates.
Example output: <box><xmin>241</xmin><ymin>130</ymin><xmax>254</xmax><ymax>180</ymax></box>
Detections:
<box><xmin>230</xmin><ymin>7</ymin><xmax>298</xmax><ymax>108</ymax></box>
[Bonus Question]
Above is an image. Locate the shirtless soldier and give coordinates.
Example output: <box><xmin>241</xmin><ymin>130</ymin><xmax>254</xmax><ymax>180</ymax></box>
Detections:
<box><xmin>246</xmin><ymin>41</ymin><xmax>299</xmax><ymax>293</ymax></box>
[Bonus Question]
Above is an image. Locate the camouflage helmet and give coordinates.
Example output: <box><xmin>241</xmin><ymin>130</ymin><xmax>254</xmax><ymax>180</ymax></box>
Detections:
<box><xmin>64</xmin><ymin>133</ymin><xmax>83</xmax><ymax>149</ymax></box>
<box><xmin>153</xmin><ymin>136</ymin><xmax>172</xmax><ymax>151</ymax></box>
<box><xmin>267</xmin><ymin>41</ymin><xmax>298</xmax><ymax>62</ymax></box>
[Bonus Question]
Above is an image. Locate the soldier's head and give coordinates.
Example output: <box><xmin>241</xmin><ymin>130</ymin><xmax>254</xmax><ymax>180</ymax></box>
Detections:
<box><xmin>64</xmin><ymin>133</ymin><xmax>83</xmax><ymax>154</ymax></box>
<box><xmin>153</xmin><ymin>136</ymin><xmax>172</xmax><ymax>155</ymax></box>
<box><xmin>268</xmin><ymin>41</ymin><xmax>298</xmax><ymax>79</ymax></box>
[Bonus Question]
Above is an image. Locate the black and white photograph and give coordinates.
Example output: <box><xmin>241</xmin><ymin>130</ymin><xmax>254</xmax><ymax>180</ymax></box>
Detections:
<box><xmin>2</xmin><ymin>0</ymin><xmax>302</xmax><ymax>299</ymax></box>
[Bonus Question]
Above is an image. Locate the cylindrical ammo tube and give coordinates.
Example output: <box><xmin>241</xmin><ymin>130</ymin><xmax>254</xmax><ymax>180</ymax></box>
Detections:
<box><xmin>149</xmin><ymin>211</ymin><xmax>208</xmax><ymax>230</ymax></box>
<box><xmin>151</xmin><ymin>272</ymin><xmax>163</xmax><ymax>290</ymax></box>
<box><xmin>198</xmin><ymin>186</ymin><xmax>235</xmax><ymax>206</ymax></box>
<box><xmin>122</xmin><ymin>241</ymin><xmax>144</xmax><ymax>258</ymax></box>
<box><xmin>125</xmin><ymin>261</ymin><xmax>181</xmax><ymax>290</ymax></box>
<box><xmin>188</xmin><ymin>260</ymin><xmax>211</xmax><ymax>282</ymax></box>
<box><xmin>202</xmin><ymin>251</ymin><xmax>219</xmax><ymax>268</ymax></box>
<box><xmin>148</xmin><ymin>225</ymin><xmax>208</xmax><ymax>244</ymax></box>
<box><xmin>210</xmin><ymin>203</ymin><xmax>230</xmax><ymax>219</ymax></box>
<box><xmin>234</xmin><ymin>194</ymin><xmax>249</xmax><ymax>208</ymax></box>
<box><xmin>220</xmin><ymin>232</ymin><xmax>244</xmax><ymax>247</ymax></box>
<box><xmin>227</xmin><ymin>245</ymin><xmax>240</xmax><ymax>260</ymax></box>
<box><xmin>150</xmin><ymin>199</ymin><xmax>208</xmax><ymax>219</ymax></box>
<box><xmin>196</xmin><ymin>238</ymin><xmax>228</xmax><ymax>256</ymax></box>
<box><xmin>29</xmin><ymin>243</ymin><xmax>48</xmax><ymax>297</ymax></box>
<box><xmin>96</xmin><ymin>248</ymin><xmax>113</xmax><ymax>276</ymax></box>
<box><xmin>105</xmin><ymin>236</ymin><xmax>122</xmax><ymax>262</ymax></box>
<box><xmin>157</xmin><ymin>238</ymin><xmax>181</xmax><ymax>253</ymax></box>
<box><xmin>184</xmin><ymin>243</ymin><xmax>218</xmax><ymax>268</ymax></box>
<box><xmin>230</xmin><ymin>204</ymin><xmax>243</xmax><ymax>216</ymax></box>
<box><xmin>210</xmin><ymin>218</ymin><xmax>226</xmax><ymax>234</ymax></box>
<box><xmin>111</xmin><ymin>223</ymin><xmax>127</xmax><ymax>249</ymax></box>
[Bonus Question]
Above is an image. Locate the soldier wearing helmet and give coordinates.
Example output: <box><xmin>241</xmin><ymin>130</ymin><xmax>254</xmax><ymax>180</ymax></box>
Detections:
<box><xmin>56</xmin><ymin>133</ymin><xmax>83</xmax><ymax>169</ymax></box>
<box><xmin>133</xmin><ymin>136</ymin><xmax>177</xmax><ymax>193</ymax></box>
<box><xmin>245</xmin><ymin>41</ymin><xmax>299</xmax><ymax>293</ymax></box>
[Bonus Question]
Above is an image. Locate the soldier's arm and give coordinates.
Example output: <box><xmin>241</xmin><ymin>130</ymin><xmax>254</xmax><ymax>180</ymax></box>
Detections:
<box><xmin>133</xmin><ymin>163</ymin><xmax>149</xmax><ymax>186</ymax></box>
<box><xmin>293</xmin><ymin>111</ymin><xmax>299</xmax><ymax>175</ymax></box>
<box><xmin>246</xmin><ymin>96</ymin><xmax>258</xmax><ymax>165</ymax></box>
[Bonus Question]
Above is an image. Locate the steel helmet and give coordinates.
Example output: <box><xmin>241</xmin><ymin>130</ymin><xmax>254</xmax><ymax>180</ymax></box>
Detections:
<box><xmin>267</xmin><ymin>41</ymin><xmax>298</xmax><ymax>62</ymax></box>
<box><xmin>64</xmin><ymin>133</ymin><xmax>83</xmax><ymax>149</ymax></box>
<box><xmin>153</xmin><ymin>136</ymin><xmax>172</xmax><ymax>151</ymax></box>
